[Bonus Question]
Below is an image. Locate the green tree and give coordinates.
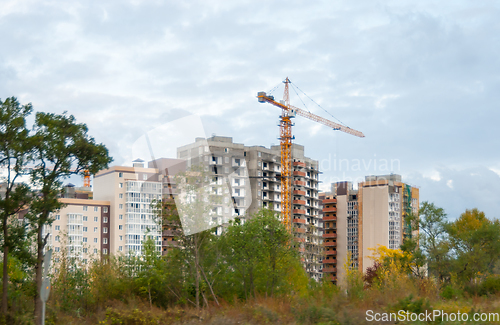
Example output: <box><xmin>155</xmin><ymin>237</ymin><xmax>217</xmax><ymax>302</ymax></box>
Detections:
<box><xmin>218</xmin><ymin>209</ymin><xmax>304</xmax><ymax>300</ymax></box>
<box><xmin>134</xmin><ymin>235</ymin><xmax>165</xmax><ymax>308</ymax></box>
<box><xmin>27</xmin><ymin>112</ymin><xmax>112</xmax><ymax>325</ymax></box>
<box><xmin>446</xmin><ymin>209</ymin><xmax>500</xmax><ymax>284</ymax></box>
<box><xmin>418</xmin><ymin>201</ymin><xmax>450</xmax><ymax>281</ymax></box>
<box><xmin>0</xmin><ymin>97</ymin><xmax>34</xmax><ymax>315</ymax></box>
<box><xmin>400</xmin><ymin>212</ymin><xmax>426</xmax><ymax>278</ymax></box>
<box><xmin>172</xmin><ymin>165</ymin><xmax>226</xmax><ymax>309</ymax></box>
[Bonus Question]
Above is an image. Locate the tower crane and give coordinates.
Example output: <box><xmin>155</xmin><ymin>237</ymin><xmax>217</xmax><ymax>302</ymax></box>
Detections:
<box><xmin>257</xmin><ymin>78</ymin><xmax>364</xmax><ymax>231</ymax></box>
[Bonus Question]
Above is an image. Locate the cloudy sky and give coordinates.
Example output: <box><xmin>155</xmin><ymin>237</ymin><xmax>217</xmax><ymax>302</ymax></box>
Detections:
<box><xmin>1</xmin><ymin>0</ymin><xmax>499</xmax><ymax>220</ymax></box>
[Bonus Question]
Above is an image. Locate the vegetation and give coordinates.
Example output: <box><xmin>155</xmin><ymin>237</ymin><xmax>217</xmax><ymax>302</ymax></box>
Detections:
<box><xmin>1</xmin><ymin>97</ymin><xmax>500</xmax><ymax>323</ymax></box>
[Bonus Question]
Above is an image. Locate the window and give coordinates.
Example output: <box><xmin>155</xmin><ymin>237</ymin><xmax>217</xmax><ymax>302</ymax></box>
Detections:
<box><xmin>54</xmin><ymin>247</ymin><xmax>60</xmax><ymax>252</ymax></box>
<box><xmin>119</xmin><ymin>225</ymin><xmax>123</xmax><ymax>230</ymax></box>
<box><xmin>94</xmin><ymin>238</ymin><xmax>98</xmax><ymax>243</ymax></box>
<box><xmin>94</xmin><ymin>248</ymin><xmax>98</xmax><ymax>254</ymax></box>
<box><xmin>119</xmin><ymin>193</ymin><xmax>123</xmax><ymax>199</ymax></box>
<box><xmin>119</xmin><ymin>246</ymin><xmax>123</xmax><ymax>251</ymax></box>
<box><xmin>103</xmin><ymin>227</ymin><xmax>108</xmax><ymax>233</ymax></box>
<box><xmin>83</xmin><ymin>248</ymin><xmax>87</xmax><ymax>253</ymax></box>
<box><xmin>258</xmin><ymin>152</ymin><xmax>261</xmax><ymax>157</ymax></box>
<box><xmin>94</xmin><ymin>207</ymin><xmax>98</xmax><ymax>212</ymax></box>
<box><xmin>94</xmin><ymin>217</ymin><xmax>98</xmax><ymax>222</ymax></box>
<box><xmin>83</xmin><ymin>216</ymin><xmax>88</xmax><ymax>221</ymax></box>
<box><xmin>83</xmin><ymin>237</ymin><xmax>87</xmax><ymax>243</ymax></box>
<box><xmin>103</xmin><ymin>249</ymin><xmax>108</xmax><ymax>254</ymax></box>
<box><xmin>119</xmin><ymin>183</ymin><xmax>123</xmax><ymax>188</ymax></box>
<box><xmin>119</xmin><ymin>172</ymin><xmax>123</xmax><ymax>177</ymax></box>
<box><xmin>119</xmin><ymin>214</ymin><xmax>123</xmax><ymax>220</ymax></box>
<box><xmin>103</xmin><ymin>238</ymin><xmax>108</xmax><ymax>244</ymax></box>
<box><xmin>225</xmin><ymin>157</ymin><xmax>229</xmax><ymax>163</ymax></box>
<box><xmin>103</xmin><ymin>217</ymin><xmax>108</xmax><ymax>223</ymax></box>
<box><xmin>94</xmin><ymin>227</ymin><xmax>98</xmax><ymax>232</ymax></box>
<box><xmin>55</xmin><ymin>236</ymin><xmax>59</xmax><ymax>242</ymax></box>
<box><xmin>258</xmin><ymin>161</ymin><xmax>261</xmax><ymax>167</ymax></box>
<box><xmin>55</xmin><ymin>225</ymin><xmax>60</xmax><ymax>231</ymax></box>
<box><xmin>119</xmin><ymin>204</ymin><xmax>123</xmax><ymax>209</ymax></box>
<box><xmin>83</xmin><ymin>227</ymin><xmax>88</xmax><ymax>232</ymax></box>
<box><xmin>143</xmin><ymin>174</ymin><xmax>147</xmax><ymax>180</ymax></box>
<box><xmin>55</xmin><ymin>215</ymin><xmax>60</xmax><ymax>220</ymax></box>
<box><xmin>119</xmin><ymin>235</ymin><xmax>123</xmax><ymax>241</ymax></box>
<box><xmin>104</xmin><ymin>207</ymin><xmax>108</xmax><ymax>213</ymax></box>
<box><xmin>55</xmin><ymin>258</ymin><xmax>59</xmax><ymax>263</ymax></box>
<box><xmin>83</xmin><ymin>206</ymin><xmax>88</xmax><ymax>211</ymax></box>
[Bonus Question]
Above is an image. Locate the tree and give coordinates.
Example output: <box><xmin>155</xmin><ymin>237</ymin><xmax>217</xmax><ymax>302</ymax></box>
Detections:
<box><xmin>166</xmin><ymin>164</ymin><xmax>226</xmax><ymax>309</ymax></box>
<box><xmin>418</xmin><ymin>201</ymin><xmax>450</xmax><ymax>281</ymax></box>
<box><xmin>27</xmin><ymin>112</ymin><xmax>112</xmax><ymax>325</ymax></box>
<box><xmin>446</xmin><ymin>209</ymin><xmax>500</xmax><ymax>284</ymax></box>
<box><xmin>0</xmin><ymin>97</ymin><xmax>34</xmax><ymax>315</ymax></box>
<box><xmin>218</xmin><ymin>209</ymin><xmax>304</xmax><ymax>300</ymax></box>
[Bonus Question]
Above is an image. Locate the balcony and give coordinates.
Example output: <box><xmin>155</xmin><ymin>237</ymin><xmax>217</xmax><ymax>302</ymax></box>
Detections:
<box><xmin>323</xmin><ymin>198</ymin><xmax>337</xmax><ymax>204</ymax></box>
<box><xmin>293</xmin><ymin>199</ymin><xmax>306</xmax><ymax>205</ymax></box>
<box><xmin>162</xmin><ymin>240</ymin><xmax>180</xmax><ymax>248</ymax></box>
<box><xmin>323</xmin><ymin>233</ymin><xmax>337</xmax><ymax>238</ymax></box>
<box><xmin>293</xmin><ymin>218</ymin><xmax>306</xmax><ymax>224</ymax></box>
<box><xmin>293</xmin><ymin>190</ymin><xmax>306</xmax><ymax>196</ymax></box>
<box><xmin>325</xmin><ymin>251</ymin><xmax>337</xmax><ymax>257</ymax></box>
<box><xmin>324</xmin><ymin>241</ymin><xmax>336</xmax><ymax>247</ymax></box>
<box><xmin>323</xmin><ymin>207</ymin><xmax>337</xmax><ymax>213</ymax></box>
<box><xmin>324</xmin><ymin>274</ymin><xmax>337</xmax><ymax>282</ymax></box>
<box><xmin>293</xmin><ymin>209</ymin><xmax>305</xmax><ymax>215</ymax></box>
<box><xmin>293</xmin><ymin>171</ymin><xmax>306</xmax><ymax>177</ymax></box>
<box><xmin>322</xmin><ymin>267</ymin><xmax>337</xmax><ymax>273</ymax></box>
<box><xmin>294</xmin><ymin>227</ymin><xmax>306</xmax><ymax>233</ymax></box>
<box><xmin>293</xmin><ymin>161</ymin><xmax>306</xmax><ymax>168</ymax></box>
<box><xmin>323</xmin><ymin>215</ymin><xmax>337</xmax><ymax>221</ymax></box>
<box><xmin>294</xmin><ymin>181</ymin><xmax>306</xmax><ymax>186</ymax></box>
<box><xmin>162</xmin><ymin>229</ymin><xmax>176</xmax><ymax>237</ymax></box>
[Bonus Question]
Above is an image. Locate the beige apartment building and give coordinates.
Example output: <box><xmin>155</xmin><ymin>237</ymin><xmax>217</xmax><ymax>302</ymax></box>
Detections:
<box><xmin>42</xmin><ymin>198</ymin><xmax>110</xmax><ymax>265</ymax></box>
<box><xmin>321</xmin><ymin>174</ymin><xmax>419</xmax><ymax>285</ymax></box>
<box><xmin>93</xmin><ymin>159</ymin><xmax>163</xmax><ymax>256</ymax></box>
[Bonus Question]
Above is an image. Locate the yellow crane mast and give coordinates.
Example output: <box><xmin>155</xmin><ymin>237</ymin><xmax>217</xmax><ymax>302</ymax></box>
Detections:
<box><xmin>257</xmin><ymin>78</ymin><xmax>364</xmax><ymax>231</ymax></box>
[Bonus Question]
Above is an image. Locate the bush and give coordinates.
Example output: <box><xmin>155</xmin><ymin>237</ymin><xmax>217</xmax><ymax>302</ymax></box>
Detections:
<box><xmin>100</xmin><ymin>308</ymin><xmax>161</xmax><ymax>325</ymax></box>
<box><xmin>478</xmin><ymin>276</ymin><xmax>500</xmax><ymax>296</ymax></box>
<box><xmin>391</xmin><ymin>294</ymin><xmax>431</xmax><ymax>314</ymax></box>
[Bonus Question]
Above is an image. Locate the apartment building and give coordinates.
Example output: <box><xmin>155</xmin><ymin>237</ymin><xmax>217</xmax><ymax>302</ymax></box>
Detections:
<box><xmin>177</xmin><ymin>136</ymin><xmax>323</xmax><ymax>280</ymax></box>
<box><xmin>42</xmin><ymin>198</ymin><xmax>110</xmax><ymax>265</ymax></box>
<box><xmin>321</xmin><ymin>174</ymin><xmax>419</xmax><ymax>285</ymax></box>
<box><xmin>93</xmin><ymin>159</ymin><xmax>163</xmax><ymax>256</ymax></box>
<box><xmin>177</xmin><ymin>136</ymin><xmax>251</xmax><ymax>235</ymax></box>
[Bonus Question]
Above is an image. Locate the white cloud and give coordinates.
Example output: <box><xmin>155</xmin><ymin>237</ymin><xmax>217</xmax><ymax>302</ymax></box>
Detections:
<box><xmin>0</xmin><ymin>0</ymin><xmax>499</xmax><ymax>218</ymax></box>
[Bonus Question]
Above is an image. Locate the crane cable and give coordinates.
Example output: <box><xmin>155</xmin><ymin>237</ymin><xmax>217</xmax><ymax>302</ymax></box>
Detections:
<box><xmin>290</xmin><ymin>83</ymin><xmax>312</xmax><ymax>114</ymax></box>
<box><xmin>290</xmin><ymin>81</ymin><xmax>347</xmax><ymax>127</ymax></box>
<box><xmin>267</xmin><ymin>82</ymin><xmax>282</xmax><ymax>96</ymax></box>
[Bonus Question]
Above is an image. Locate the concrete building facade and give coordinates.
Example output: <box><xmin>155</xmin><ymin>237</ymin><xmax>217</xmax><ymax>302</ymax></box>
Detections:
<box><xmin>321</xmin><ymin>174</ymin><xmax>419</xmax><ymax>285</ymax></box>
<box><xmin>93</xmin><ymin>160</ymin><xmax>163</xmax><ymax>256</ymax></box>
<box><xmin>177</xmin><ymin>136</ymin><xmax>323</xmax><ymax>280</ymax></box>
<box><xmin>42</xmin><ymin>198</ymin><xmax>110</xmax><ymax>265</ymax></box>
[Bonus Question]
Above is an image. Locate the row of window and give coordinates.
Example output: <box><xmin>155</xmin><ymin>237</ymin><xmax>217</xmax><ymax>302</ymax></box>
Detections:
<box><xmin>54</xmin><ymin>236</ymin><xmax>102</xmax><ymax>243</ymax></box>
<box><xmin>54</xmin><ymin>215</ymin><xmax>107</xmax><ymax>222</ymax></box>
<box><xmin>80</xmin><ymin>206</ymin><xmax>109</xmax><ymax>213</ymax></box>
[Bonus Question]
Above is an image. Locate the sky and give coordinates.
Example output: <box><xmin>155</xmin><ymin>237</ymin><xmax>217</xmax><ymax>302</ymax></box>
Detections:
<box><xmin>1</xmin><ymin>0</ymin><xmax>499</xmax><ymax>220</ymax></box>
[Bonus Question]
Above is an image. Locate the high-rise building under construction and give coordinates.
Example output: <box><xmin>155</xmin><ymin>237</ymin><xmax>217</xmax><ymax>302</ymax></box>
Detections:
<box><xmin>321</xmin><ymin>174</ymin><xmax>419</xmax><ymax>285</ymax></box>
<box><xmin>177</xmin><ymin>136</ymin><xmax>323</xmax><ymax>280</ymax></box>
